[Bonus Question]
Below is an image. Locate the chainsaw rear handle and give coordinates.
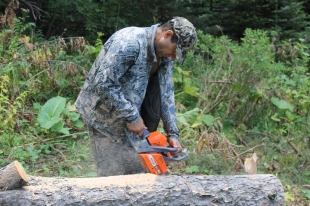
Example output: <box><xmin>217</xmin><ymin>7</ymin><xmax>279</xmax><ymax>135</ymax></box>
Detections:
<box><xmin>141</xmin><ymin>129</ymin><xmax>150</xmax><ymax>139</ymax></box>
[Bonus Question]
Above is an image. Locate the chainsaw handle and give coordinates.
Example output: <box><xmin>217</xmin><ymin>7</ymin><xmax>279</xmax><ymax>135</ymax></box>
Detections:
<box><xmin>163</xmin><ymin>152</ymin><xmax>188</xmax><ymax>162</ymax></box>
<box><xmin>150</xmin><ymin>146</ymin><xmax>178</xmax><ymax>153</ymax></box>
<box><xmin>141</xmin><ymin>130</ymin><xmax>150</xmax><ymax>139</ymax></box>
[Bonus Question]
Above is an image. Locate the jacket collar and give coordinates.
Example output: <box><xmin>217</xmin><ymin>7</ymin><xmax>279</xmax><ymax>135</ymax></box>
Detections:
<box><xmin>148</xmin><ymin>24</ymin><xmax>160</xmax><ymax>63</ymax></box>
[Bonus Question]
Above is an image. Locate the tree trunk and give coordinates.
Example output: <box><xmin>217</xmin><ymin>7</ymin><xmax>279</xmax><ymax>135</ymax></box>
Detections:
<box><xmin>0</xmin><ymin>173</ymin><xmax>284</xmax><ymax>205</ymax></box>
<box><xmin>0</xmin><ymin>161</ymin><xmax>28</xmax><ymax>190</ymax></box>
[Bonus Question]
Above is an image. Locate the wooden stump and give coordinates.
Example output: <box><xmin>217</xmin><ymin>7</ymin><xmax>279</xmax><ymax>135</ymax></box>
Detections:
<box><xmin>0</xmin><ymin>161</ymin><xmax>28</xmax><ymax>190</ymax></box>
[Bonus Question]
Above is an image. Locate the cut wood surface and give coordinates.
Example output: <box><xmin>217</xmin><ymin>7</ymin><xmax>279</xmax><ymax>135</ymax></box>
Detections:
<box><xmin>0</xmin><ymin>161</ymin><xmax>28</xmax><ymax>190</ymax></box>
<box><xmin>0</xmin><ymin>173</ymin><xmax>284</xmax><ymax>206</ymax></box>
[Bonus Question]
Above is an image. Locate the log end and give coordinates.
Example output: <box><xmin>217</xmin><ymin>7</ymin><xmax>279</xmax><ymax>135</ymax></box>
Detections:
<box><xmin>14</xmin><ymin>161</ymin><xmax>28</xmax><ymax>182</ymax></box>
<box><xmin>0</xmin><ymin>161</ymin><xmax>28</xmax><ymax>190</ymax></box>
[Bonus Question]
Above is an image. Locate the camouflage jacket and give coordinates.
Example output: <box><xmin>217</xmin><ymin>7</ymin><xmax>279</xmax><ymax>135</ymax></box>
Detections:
<box><xmin>75</xmin><ymin>24</ymin><xmax>179</xmax><ymax>140</ymax></box>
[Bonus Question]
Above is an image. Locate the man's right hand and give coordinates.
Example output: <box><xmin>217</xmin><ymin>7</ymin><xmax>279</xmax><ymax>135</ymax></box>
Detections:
<box><xmin>126</xmin><ymin>118</ymin><xmax>147</xmax><ymax>137</ymax></box>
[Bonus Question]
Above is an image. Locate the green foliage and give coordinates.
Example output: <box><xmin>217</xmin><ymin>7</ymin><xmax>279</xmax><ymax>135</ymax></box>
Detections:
<box><xmin>0</xmin><ymin>75</ymin><xmax>28</xmax><ymax>135</ymax></box>
<box><xmin>84</xmin><ymin>32</ymin><xmax>104</xmax><ymax>58</ymax></box>
<box><xmin>1</xmin><ymin>4</ymin><xmax>310</xmax><ymax>204</ymax></box>
<box><xmin>302</xmin><ymin>172</ymin><xmax>310</xmax><ymax>184</ymax></box>
<box><xmin>0</xmin><ymin>15</ymin><xmax>88</xmax><ymax>170</ymax></box>
<box><xmin>185</xmin><ymin>165</ymin><xmax>199</xmax><ymax>174</ymax></box>
<box><xmin>38</xmin><ymin>96</ymin><xmax>66</xmax><ymax>130</ymax></box>
<box><xmin>271</xmin><ymin>97</ymin><xmax>294</xmax><ymax>111</ymax></box>
<box><xmin>306</xmin><ymin>190</ymin><xmax>310</xmax><ymax>200</ymax></box>
<box><xmin>37</xmin><ymin>96</ymin><xmax>84</xmax><ymax>135</ymax></box>
<box><xmin>38</xmin><ymin>0</ymin><xmax>151</xmax><ymax>43</ymax></box>
<box><xmin>173</xmin><ymin>28</ymin><xmax>309</xmax><ymax>206</ymax></box>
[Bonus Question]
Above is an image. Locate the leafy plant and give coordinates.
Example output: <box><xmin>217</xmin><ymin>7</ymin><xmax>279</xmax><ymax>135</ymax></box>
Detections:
<box><xmin>305</xmin><ymin>190</ymin><xmax>310</xmax><ymax>200</ymax></box>
<box><xmin>185</xmin><ymin>165</ymin><xmax>200</xmax><ymax>174</ymax></box>
<box><xmin>0</xmin><ymin>75</ymin><xmax>28</xmax><ymax>135</ymax></box>
<box><xmin>37</xmin><ymin>96</ymin><xmax>84</xmax><ymax>135</ymax></box>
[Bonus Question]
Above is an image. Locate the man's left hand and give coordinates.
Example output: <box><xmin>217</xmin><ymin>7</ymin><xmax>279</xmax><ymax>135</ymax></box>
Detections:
<box><xmin>169</xmin><ymin>138</ymin><xmax>183</xmax><ymax>156</ymax></box>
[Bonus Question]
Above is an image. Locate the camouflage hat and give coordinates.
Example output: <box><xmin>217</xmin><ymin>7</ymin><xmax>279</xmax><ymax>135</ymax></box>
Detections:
<box><xmin>171</xmin><ymin>17</ymin><xmax>197</xmax><ymax>63</ymax></box>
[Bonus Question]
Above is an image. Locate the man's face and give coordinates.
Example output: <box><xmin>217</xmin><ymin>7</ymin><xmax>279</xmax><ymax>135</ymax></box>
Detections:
<box><xmin>156</xmin><ymin>30</ymin><xmax>177</xmax><ymax>60</ymax></box>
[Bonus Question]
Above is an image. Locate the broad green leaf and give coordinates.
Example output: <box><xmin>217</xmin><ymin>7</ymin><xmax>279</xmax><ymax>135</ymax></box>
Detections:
<box><xmin>37</xmin><ymin>96</ymin><xmax>66</xmax><ymax>129</ymax></box>
<box><xmin>285</xmin><ymin>111</ymin><xmax>299</xmax><ymax>121</ymax></box>
<box><xmin>200</xmin><ymin>114</ymin><xmax>215</xmax><ymax>126</ymax></box>
<box><xmin>184</xmin><ymin>85</ymin><xmax>200</xmax><ymax>98</ymax></box>
<box><xmin>37</xmin><ymin>111</ymin><xmax>62</xmax><ymax>129</ymax></box>
<box><xmin>271</xmin><ymin>97</ymin><xmax>294</xmax><ymax>111</ymax></box>
<box><xmin>42</xmin><ymin>96</ymin><xmax>66</xmax><ymax>117</ymax></box>
<box><xmin>73</xmin><ymin>119</ymin><xmax>84</xmax><ymax>128</ymax></box>
<box><xmin>63</xmin><ymin>109</ymin><xmax>80</xmax><ymax>121</ymax></box>
<box><xmin>51</xmin><ymin>121</ymin><xmax>71</xmax><ymax>135</ymax></box>
<box><xmin>176</xmin><ymin>108</ymin><xmax>200</xmax><ymax>127</ymax></box>
<box><xmin>176</xmin><ymin>114</ymin><xmax>190</xmax><ymax>128</ymax></box>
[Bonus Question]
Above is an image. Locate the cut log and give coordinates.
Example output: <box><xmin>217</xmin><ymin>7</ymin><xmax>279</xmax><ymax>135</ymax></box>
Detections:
<box><xmin>0</xmin><ymin>173</ymin><xmax>284</xmax><ymax>205</ymax></box>
<box><xmin>0</xmin><ymin>161</ymin><xmax>28</xmax><ymax>190</ymax></box>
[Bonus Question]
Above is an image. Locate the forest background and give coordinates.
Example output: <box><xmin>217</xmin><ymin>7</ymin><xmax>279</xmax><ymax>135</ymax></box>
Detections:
<box><xmin>0</xmin><ymin>0</ymin><xmax>310</xmax><ymax>204</ymax></box>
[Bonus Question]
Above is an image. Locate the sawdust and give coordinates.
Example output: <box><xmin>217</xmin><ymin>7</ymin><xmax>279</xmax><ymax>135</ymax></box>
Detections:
<box><xmin>26</xmin><ymin>173</ymin><xmax>159</xmax><ymax>192</ymax></box>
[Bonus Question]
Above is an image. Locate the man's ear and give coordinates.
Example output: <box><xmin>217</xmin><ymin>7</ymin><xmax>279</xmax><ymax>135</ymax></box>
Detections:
<box><xmin>164</xmin><ymin>30</ymin><xmax>174</xmax><ymax>37</ymax></box>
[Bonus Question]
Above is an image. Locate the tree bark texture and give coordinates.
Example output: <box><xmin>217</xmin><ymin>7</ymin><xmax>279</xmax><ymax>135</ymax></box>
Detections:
<box><xmin>0</xmin><ymin>161</ymin><xmax>28</xmax><ymax>190</ymax></box>
<box><xmin>0</xmin><ymin>173</ymin><xmax>284</xmax><ymax>206</ymax></box>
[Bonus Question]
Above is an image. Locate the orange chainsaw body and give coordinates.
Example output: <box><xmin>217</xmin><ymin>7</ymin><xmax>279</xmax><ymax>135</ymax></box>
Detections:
<box><xmin>138</xmin><ymin>131</ymin><xmax>170</xmax><ymax>175</ymax></box>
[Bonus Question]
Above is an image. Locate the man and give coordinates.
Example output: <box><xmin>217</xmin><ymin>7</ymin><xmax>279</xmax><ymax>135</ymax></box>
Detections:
<box><xmin>75</xmin><ymin>17</ymin><xmax>197</xmax><ymax>176</ymax></box>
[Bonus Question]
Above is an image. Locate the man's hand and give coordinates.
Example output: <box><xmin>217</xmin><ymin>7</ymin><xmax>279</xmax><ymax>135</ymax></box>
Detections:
<box><xmin>126</xmin><ymin>118</ymin><xmax>147</xmax><ymax>137</ymax></box>
<box><xmin>169</xmin><ymin>138</ymin><xmax>183</xmax><ymax>156</ymax></box>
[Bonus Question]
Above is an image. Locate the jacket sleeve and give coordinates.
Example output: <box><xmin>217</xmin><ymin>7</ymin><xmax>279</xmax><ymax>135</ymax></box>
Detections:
<box><xmin>159</xmin><ymin>61</ymin><xmax>180</xmax><ymax>140</ymax></box>
<box><xmin>94</xmin><ymin>38</ymin><xmax>141</xmax><ymax>124</ymax></box>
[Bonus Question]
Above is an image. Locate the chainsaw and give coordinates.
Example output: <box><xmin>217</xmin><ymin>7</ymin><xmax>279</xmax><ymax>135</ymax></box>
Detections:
<box><xmin>125</xmin><ymin>129</ymin><xmax>188</xmax><ymax>175</ymax></box>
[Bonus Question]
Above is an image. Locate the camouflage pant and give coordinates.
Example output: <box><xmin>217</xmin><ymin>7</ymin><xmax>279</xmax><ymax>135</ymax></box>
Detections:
<box><xmin>87</xmin><ymin>124</ymin><xmax>145</xmax><ymax>177</ymax></box>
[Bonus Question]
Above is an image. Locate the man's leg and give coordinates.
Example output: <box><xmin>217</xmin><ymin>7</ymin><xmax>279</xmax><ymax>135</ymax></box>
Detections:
<box><xmin>87</xmin><ymin>124</ymin><xmax>145</xmax><ymax>176</ymax></box>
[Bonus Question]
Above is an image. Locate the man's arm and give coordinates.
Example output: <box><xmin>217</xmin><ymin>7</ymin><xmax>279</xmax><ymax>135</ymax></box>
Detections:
<box><xmin>159</xmin><ymin>60</ymin><xmax>183</xmax><ymax>154</ymax></box>
<box><xmin>94</xmin><ymin>39</ymin><xmax>141</xmax><ymax>125</ymax></box>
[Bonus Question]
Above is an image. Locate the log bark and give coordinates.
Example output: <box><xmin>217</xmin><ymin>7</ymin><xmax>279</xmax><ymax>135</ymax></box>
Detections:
<box><xmin>0</xmin><ymin>161</ymin><xmax>28</xmax><ymax>190</ymax></box>
<box><xmin>0</xmin><ymin>173</ymin><xmax>284</xmax><ymax>205</ymax></box>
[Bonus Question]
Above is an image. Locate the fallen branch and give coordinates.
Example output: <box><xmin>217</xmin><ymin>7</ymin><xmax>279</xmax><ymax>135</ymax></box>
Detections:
<box><xmin>287</xmin><ymin>138</ymin><xmax>302</xmax><ymax>157</ymax></box>
<box><xmin>233</xmin><ymin>128</ymin><xmax>249</xmax><ymax>147</ymax></box>
<box><xmin>238</xmin><ymin>143</ymin><xmax>266</xmax><ymax>156</ymax></box>
<box><xmin>245</xmin><ymin>130</ymin><xmax>273</xmax><ymax>139</ymax></box>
